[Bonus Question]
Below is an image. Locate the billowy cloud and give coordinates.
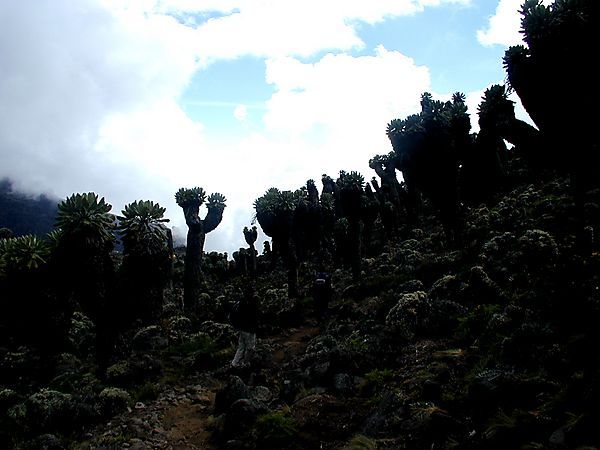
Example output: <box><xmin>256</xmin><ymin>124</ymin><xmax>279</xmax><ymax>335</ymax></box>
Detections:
<box><xmin>1</xmin><ymin>0</ymin><xmax>490</xmax><ymax>255</ymax></box>
<box><xmin>477</xmin><ymin>0</ymin><xmax>552</xmax><ymax>47</ymax></box>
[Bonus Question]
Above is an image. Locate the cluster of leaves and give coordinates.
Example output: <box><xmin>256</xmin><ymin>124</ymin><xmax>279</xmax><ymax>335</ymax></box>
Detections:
<box><xmin>337</xmin><ymin>171</ymin><xmax>365</xmax><ymax>191</ymax></box>
<box><xmin>477</xmin><ymin>85</ymin><xmax>515</xmax><ymax>130</ymax></box>
<box><xmin>175</xmin><ymin>187</ymin><xmax>206</xmax><ymax>208</ymax></box>
<box><xmin>55</xmin><ymin>193</ymin><xmax>115</xmax><ymax>249</ymax></box>
<box><xmin>386</xmin><ymin>91</ymin><xmax>469</xmax><ymax>170</ymax></box>
<box><xmin>207</xmin><ymin>193</ymin><xmax>227</xmax><ymax>210</ymax></box>
<box><xmin>254</xmin><ymin>188</ymin><xmax>306</xmax><ymax>238</ymax></box>
<box><xmin>0</xmin><ymin>235</ymin><xmax>49</xmax><ymax>275</ymax></box>
<box><xmin>503</xmin><ymin>0</ymin><xmax>598</xmax><ymax>143</ymax></box>
<box><xmin>116</xmin><ymin>200</ymin><xmax>169</xmax><ymax>258</ymax></box>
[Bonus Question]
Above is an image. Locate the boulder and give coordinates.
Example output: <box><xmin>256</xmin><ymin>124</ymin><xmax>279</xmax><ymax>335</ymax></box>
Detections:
<box><xmin>214</xmin><ymin>376</ymin><xmax>251</xmax><ymax>415</ymax></box>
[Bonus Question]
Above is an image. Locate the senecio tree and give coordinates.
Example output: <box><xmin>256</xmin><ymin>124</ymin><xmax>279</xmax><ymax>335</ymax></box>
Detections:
<box><xmin>386</xmin><ymin>92</ymin><xmax>469</xmax><ymax>243</ymax></box>
<box><xmin>254</xmin><ymin>188</ymin><xmax>300</xmax><ymax>297</ymax></box>
<box><xmin>503</xmin><ymin>0</ymin><xmax>599</xmax><ymax>245</ymax></box>
<box><xmin>117</xmin><ymin>200</ymin><xmax>171</xmax><ymax>322</ymax></box>
<box><xmin>337</xmin><ymin>171</ymin><xmax>365</xmax><ymax>281</ymax></box>
<box><xmin>175</xmin><ymin>187</ymin><xmax>226</xmax><ymax>309</ymax></box>
<box><xmin>54</xmin><ymin>192</ymin><xmax>116</xmax><ymax>368</ymax></box>
<box><xmin>243</xmin><ymin>225</ymin><xmax>258</xmax><ymax>274</ymax></box>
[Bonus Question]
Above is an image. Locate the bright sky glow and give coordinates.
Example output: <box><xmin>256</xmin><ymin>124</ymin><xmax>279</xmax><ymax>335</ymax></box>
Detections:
<box><xmin>0</xmin><ymin>0</ymin><xmax>533</xmax><ymax>254</ymax></box>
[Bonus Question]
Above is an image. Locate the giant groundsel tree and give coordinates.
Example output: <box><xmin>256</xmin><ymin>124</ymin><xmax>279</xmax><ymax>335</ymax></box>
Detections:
<box><xmin>117</xmin><ymin>200</ymin><xmax>172</xmax><ymax>322</ymax></box>
<box><xmin>175</xmin><ymin>187</ymin><xmax>226</xmax><ymax>309</ymax></box>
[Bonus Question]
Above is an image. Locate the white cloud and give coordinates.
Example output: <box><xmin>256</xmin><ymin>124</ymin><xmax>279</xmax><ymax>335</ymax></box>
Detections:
<box><xmin>477</xmin><ymin>0</ymin><xmax>524</xmax><ymax>47</ymax></box>
<box><xmin>260</xmin><ymin>45</ymin><xmax>431</xmax><ymax>183</ymax></box>
<box><xmin>477</xmin><ymin>0</ymin><xmax>552</xmax><ymax>47</ymax></box>
<box><xmin>234</xmin><ymin>105</ymin><xmax>248</xmax><ymax>122</ymax></box>
<box><xmin>100</xmin><ymin>0</ymin><xmax>471</xmax><ymax>62</ymax></box>
<box><xmin>0</xmin><ymin>0</ymin><xmax>475</xmax><ymax>255</ymax></box>
<box><xmin>0</xmin><ymin>1</ymin><xmax>203</xmax><ymax>227</ymax></box>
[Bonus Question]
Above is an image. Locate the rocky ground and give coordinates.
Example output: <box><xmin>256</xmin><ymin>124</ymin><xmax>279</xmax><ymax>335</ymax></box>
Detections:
<box><xmin>3</xmin><ymin>161</ymin><xmax>600</xmax><ymax>449</ymax></box>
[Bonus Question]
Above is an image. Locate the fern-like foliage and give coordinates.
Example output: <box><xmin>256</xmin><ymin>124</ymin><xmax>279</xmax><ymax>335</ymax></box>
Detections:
<box><xmin>478</xmin><ymin>84</ymin><xmax>516</xmax><ymax>129</ymax></box>
<box><xmin>175</xmin><ymin>187</ymin><xmax>206</xmax><ymax>208</ymax></box>
<box><xmin>206</xmin><ymin>193</ymin><xmax>227</xmax><ymax>210</ymax></box>
<box><xmin>254</xmin><ymin>188</ymin><xmax>282</xmax><ymax>217</ymax></box>
<box><xmin>55</xmin><ymin>193</ymin><xmax>114</xmax><ymax>248</ymax></box>
<box><xmin>0</xmin><ymin>235</ymin><xmax>49</xmax><ymax>274</ymax></box>
<box><xmin>116</xmin><ymin>200</ymin><xmax>170</xmax><ymax>257</ymax></box>
<box><xmin>337</xmin><ymin>171</ymin><xmax>365</xmax><ymax>191</ymax></box>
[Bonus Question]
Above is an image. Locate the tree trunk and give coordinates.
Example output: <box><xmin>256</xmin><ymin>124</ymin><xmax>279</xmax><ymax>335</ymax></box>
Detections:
<box><xmin>183</xmin><ymin>217</ymin><xmax>205</xmax><ymax>311</ymax></box>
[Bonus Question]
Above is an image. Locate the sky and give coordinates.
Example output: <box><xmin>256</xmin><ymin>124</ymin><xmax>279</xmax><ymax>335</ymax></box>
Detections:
<box><xmin>0</xmin><ymin>0</ymin><xmax>534</xmax><ymax>255</ymax></box>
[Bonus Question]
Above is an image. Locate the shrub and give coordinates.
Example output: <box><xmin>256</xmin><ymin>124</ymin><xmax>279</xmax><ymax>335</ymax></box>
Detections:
<box><xmin>254</xmin><ymin>410</ymin><xmax>298</xmax><ymax>449</ymax></box>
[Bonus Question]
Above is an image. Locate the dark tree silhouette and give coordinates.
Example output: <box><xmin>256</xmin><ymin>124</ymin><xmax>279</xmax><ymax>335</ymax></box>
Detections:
<box><xmin>175</xmin><ymin>188</ymin><xmax>226</xmax><ymax>310</ymax></box>
<box><xmin>337</xmin><ymin>171</ymin><xmax>365</xmax><ymax>281</ymax></box>
<box><xmin>254</xmin><ymin>188</ymin><xmax>301</xmax><ymax>297</ymax></box>
<box><xmin>503</xmin><ymin>0</ymin><xmax>600</xmax><ymax>245</ymax></box>
<box><xmin>243</xmin><ymin>225</ymin><xmax>258</xmax><ymax>273</ymax></box>
<box><xmin>53</xmin><ymin>192</ymin><xmax>116</xmax><ymax>369</ymax></box>
<box><xmin>460</xmin><ymin>85</ymin><xmax>526</xmax><ymax>203</ymax></box>
<box><xmin>386</xmin><ymin>92</ymin><xmax>470</xmax><ymax>243</ymax></box>
<box><xmin>0</xmin><ymin>235</ymin><xmax>65</xmax><ymax>352</ymax></box>
<box><xmin>369</xmin><ymin>153</ymin><xmax>406</xmax><ymax>226</ymax></box>
<box><xmin>116</xmin><ymin>200</ymin><xmax>172</xmax><ymax>322</ymax></box>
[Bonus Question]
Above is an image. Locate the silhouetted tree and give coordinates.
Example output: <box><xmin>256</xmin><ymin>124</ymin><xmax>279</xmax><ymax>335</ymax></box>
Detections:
<box><xmin>460</xmin><ymin>85</ymin><xmax>514</xmax><ymax>203</ymax></box>
<box><xmin>243</xmin><ymin>226</ymin><xmax>258</xmax><ymax>273</ymax></box>
<box><xmin>254</xmin><ymin>188</ymin><xmax>301</xmax><ymax>297</ymax></box>
<box><xmin>503</xmin><ymin>0</ymin><xmax>600</xmax><ymax>246</ymax></box>
<box><xmin>53</xmin><ymin>192</ymin><xmax>116</xmax><ymax>368</ymax></box>
<box><xmin>369</xmin><ymin>153</ymin><xmax>405</xmax><ymax>224</ymax></box>
<box><xmin>337</xmin><ymin>171</ymin><xmax>365</xmax><ymax>281</ymax></box>
<box><xmin>175</xmin><ymin>188</ymin><xmax>226</xmax><ymax>310</ymax></box>
<box><xmin>0</xmin><ymin>235</ymin><xmax>65</xmax><ymax>352</ymax></box>
<box><xmin>386</xmin><ymin>92</ymin><xmax>470</xmax><ymax>243</ymax></box>
<box><xmin>116</xmin><ymin>200</ymin><xmax>171</xmax><ymax>323</ymax></box>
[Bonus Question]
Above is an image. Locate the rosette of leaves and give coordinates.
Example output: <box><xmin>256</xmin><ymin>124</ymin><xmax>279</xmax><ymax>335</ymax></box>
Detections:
<box><xmin>254</xmin><ymin>188</ymin><xmax>297</xmax><ymax>238</ymax></box>
<box><xmin>337</xmin><ymin>170</ymin><xmax>364</xmax><ymax>218</ymax></box>
<box><xmin>53</xmin><ymin>193</ymin><xmax>116</xmax><ymax>309</ymax></box>
<box><xmin>386</xmin><ymin>115</ymin><xmax>424</xmax><ymax>170</ymax></box>
<box><xmin>175</xmin><ymin>187</ymin><xmax>206</xmax><ymax>208</ymax></box>
<box><xmin>0</xmin><ymin>235</ymin><xmax>49</xmax><ymax>275</ymax></box>
<box><xmin>176</xmin><ymin>187</ymin><xmax>226</xmax><ymax>309</ymax></box>
<box><xmin>448</xmin><ymin>92</ymin><xmax>471</xmax><ymax>146</ymax></box>
<box><xmin>477</xmin><ymin>85</ymin><xmax>515</xmax><ymax>131</ymax></box>
<box><xmin>321</xmin><ymin>174</ymin><xmax>337</xmax><ymax>196</ymax></box>
<box><xmin>243</xmin><ymin>226</ymin><xmax>258</xmax><ymax>246</ymax></box>
<box><xmin>117</xmin><ymin>200</ymin><xmax>170</xmax><ymax>258</ymax></box>
<box><xmin>206</xmin><ymin>192</ymin><xmax>226</xmax><ymax>211</ymax></box>
<box><xmin>503</xmin><ymin>0</ymin><xmax>598</xmax><ymax>138</ymax></box>
<box><xmin>55</xmin><ymin>192</ymin><xmax>115</xmax><ymax>249</ymax></box>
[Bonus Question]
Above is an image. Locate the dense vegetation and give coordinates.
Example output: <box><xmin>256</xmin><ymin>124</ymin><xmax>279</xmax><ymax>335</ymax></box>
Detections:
<box><xmin>1</xmin><ymin>1</ymin><xmax>599</xmax><ymax>448</ymax></box>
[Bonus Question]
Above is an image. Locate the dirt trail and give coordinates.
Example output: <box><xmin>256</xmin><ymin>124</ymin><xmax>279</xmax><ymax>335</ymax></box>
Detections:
<box><xmin>269</xmin><ymin>324</ymin><xmax>321</xmax><ymax>365</ymax></box>
<box><xmin>90</xmin><ymin>323</ymin><xmax>322</xmax><ymax>449</ymax></box>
